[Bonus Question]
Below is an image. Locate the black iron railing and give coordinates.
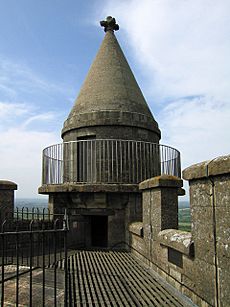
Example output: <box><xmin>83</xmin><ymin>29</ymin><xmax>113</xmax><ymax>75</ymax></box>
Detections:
<box><xmin>0</xmin><ymin>211</ymin><xmax>69</xmax><ymax>306</ymax></box>
<box><xmin>42</xmin><ymin>140</ymin><xmax>181</xmax><ymax>185</ymax></box>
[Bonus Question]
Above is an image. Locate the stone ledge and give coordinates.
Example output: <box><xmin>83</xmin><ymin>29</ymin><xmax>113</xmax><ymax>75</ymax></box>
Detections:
<box><xmin>157</xmin><ymin>229</ymin><xmax>194</xmax><ymax>256</ymax></box>
<box><xmin>139</xmin><ymin>175</ymin><xmax>183</xmax><ymax>190</ymax></box>
<box><xmin>183</xmin><ymin>154</ymin><xmax>230</xmax><ymax>180</ymax></box>
<box><xmin>39</xmin><ymin>183</ymin><xmax>139</xmax><ymax>194</ymax></box>
<box><xmin>62</xmin><ymin>110</ymin><xmax>161</xmax><ymax>137</ymax></box>
<box><xmin>0</xmin><ymin>180</ymin><xmax>17</xmax><ymax>190</ymax></box>
<box><xmin>129</xmin><ymin>222</ymin><xmax>143</xmax><ymax>237</ymax></box>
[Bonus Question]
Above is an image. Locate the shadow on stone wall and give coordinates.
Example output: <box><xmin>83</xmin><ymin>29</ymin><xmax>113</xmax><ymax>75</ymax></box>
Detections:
<box><xmin>129</xmin><ymin>154</ymin><xmax>230</xmax><ymax>307</ymax></box>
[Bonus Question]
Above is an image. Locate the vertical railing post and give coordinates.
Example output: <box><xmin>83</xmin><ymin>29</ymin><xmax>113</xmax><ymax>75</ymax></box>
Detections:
<box><xmin>53</xmin><ymin>220</ymin><xmax>58</xmax><ymax>307</ymax></box>
<box><xmin>1</xmin><ymin>221</ymin><xmax>6</xmax><ymax>307</ymax></box>
<box><xmin>16</xmin><ymin>225</ymin><xmax>19</xmax><ymax>306</ymax></box>
<box><xmin>29</xmin><ymin>221</ymin><xmax>34</xmax><ymax>307</ymax></box>
<box><xmin>64</xmin><ymin>210</ymin><xmax>69</xmax><ymax>307</ymax></box>
<box><xmin>42</xmin><ymin>222</ymin><xmax>45</xmax><ymax>307</ymax></box>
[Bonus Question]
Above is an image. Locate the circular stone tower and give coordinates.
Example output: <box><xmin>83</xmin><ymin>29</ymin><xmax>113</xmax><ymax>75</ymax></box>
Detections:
<box><xmin>62</xmin><ymin>17</ymin><xmax>160</xmax><ymax>143</ymax></box>
<box><xmin>39</xmin><ymin>17</ymin><xmax>181</xmax><ymax>249</ymax></box>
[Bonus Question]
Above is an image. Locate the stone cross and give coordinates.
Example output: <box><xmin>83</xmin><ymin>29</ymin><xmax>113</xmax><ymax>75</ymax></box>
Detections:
<box><xmin>100</xmin><ymin>16</ymin><xmax>119</xmax><ymax>32</ymax></box>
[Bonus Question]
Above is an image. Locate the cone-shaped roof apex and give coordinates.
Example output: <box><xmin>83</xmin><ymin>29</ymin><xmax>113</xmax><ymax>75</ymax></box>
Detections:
<box><xmin>62</xmin><ymin>17</ymin><xmax>160</xmax><ymax>138</ymax></box>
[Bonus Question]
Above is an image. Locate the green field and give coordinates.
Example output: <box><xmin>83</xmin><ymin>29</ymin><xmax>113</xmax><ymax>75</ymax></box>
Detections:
<box><xmin>178</xmin><ymin>208</ymin><xmax>191</xmax><ymax>232</ymax></box>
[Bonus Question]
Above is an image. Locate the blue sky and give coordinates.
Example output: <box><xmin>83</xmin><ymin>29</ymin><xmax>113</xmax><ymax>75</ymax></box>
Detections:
<box><xmin>0</xmin><ymin>0</ymin><xmax>229</xmax><ymax>198</ymax></box>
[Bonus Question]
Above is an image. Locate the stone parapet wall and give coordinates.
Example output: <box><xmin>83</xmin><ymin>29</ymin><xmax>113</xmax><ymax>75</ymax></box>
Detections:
<box><xmin>0</xmin><ymin>180</ymin><xmax>17</xmax><ymax>222</ymax></box>
<box><xmin>129</xmin><ymin>154</ymin><xmax>230</xmax><ymax>307</ymax></box>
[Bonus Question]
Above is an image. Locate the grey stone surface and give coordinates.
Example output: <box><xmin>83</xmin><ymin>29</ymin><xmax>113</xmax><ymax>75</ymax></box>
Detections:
<box><xmin>39</xmin><ymin>183</ymin><xmax>139</xmax><ymax>194</ymax></box>
<box><xmin>0</xmin><ymin>180</ymin><xmax>17</xmax><ymax>221</ymax></box>
<box><xmin>139</xmin><ymin>175</ymin><xmax>183</xmax><ymax>190</ymax></box>
<box><xmin>129</xmin><ymin>222</ymin><xmax>143</xmax><ymax>236</ymax></box>
<box><xmin>129</xmin><ymin>155</ymin><xmax>230</xmax><ymax>307</ymax></box>
<box><xmin>0</xmin><ymin>180</ymin><xmax>17</xmax><ymax>190</ymax></box>
<box><xmin>48</xmin><ymin>190</ymin><xmax>141</xmax><ymax>249</ymax></box>
<box><xmin>62</xmin><ymin>111</ymin><xmax>160</xmax><ymax>141</ymax></box>
<box><xmin>183</xmin><ymin>154</ymin><xmax>230</xmax><ymax>180</ymax></box>
<box><xmin>62</xmin><ymin>30</ymin><xmax>160</xmax><ymax>140</ymax></box>
<box><xmin>157</xmin><ymin>229</ymin><xmax>193</xmax><ymax>256</ymax></box>
<box><xmin>39</xmin><ymin>18</ymin><xmax>165</xmax><ymax>256</ymax></box>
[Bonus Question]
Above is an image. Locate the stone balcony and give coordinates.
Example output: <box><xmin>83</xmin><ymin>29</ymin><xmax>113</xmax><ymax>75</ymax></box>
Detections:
<box><xmin>41</xmin><ymin>139</ymin><xmax>181</xmax><ymax>186</ymax></box>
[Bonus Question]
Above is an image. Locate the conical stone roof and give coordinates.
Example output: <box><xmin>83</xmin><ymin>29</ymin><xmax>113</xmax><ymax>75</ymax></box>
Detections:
<box><xmin>62</xmin><ymin>20</ymin><xmax>160</xmax><ymax>138</ymax></box>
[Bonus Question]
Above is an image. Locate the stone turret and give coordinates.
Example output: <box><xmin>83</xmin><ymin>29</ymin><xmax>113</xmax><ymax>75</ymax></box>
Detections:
<box><xmin>39</xmin><ymin>17</ymin><xmax>181</xmax><ymax>250</ymax></box>
<box><xmin>62</xmin><ymin>16</ymin><xmax>160</xmax><ymax>143</ymax></box>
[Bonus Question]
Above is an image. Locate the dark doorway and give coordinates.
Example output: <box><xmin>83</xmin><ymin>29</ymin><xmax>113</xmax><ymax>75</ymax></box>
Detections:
<box><xmin>91</xmin><ymin>216</ymin><xmax>108</xmax><ymax>247</ymax></box>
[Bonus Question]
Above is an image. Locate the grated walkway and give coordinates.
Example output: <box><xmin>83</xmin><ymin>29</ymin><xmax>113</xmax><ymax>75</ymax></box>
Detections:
<box><xmin>67</xmin><ymin>250</ymin><xmax>195</xmax><ymax>306</ymax></box>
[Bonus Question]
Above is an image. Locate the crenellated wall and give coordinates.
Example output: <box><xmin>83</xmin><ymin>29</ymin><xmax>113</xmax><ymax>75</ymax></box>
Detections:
<box><xmin>129</xmin><ymin>155</ymin><xmax>230</xmax><ymax>307</ymax></box>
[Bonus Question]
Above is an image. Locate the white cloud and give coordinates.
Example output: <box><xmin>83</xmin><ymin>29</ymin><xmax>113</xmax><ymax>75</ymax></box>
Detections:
<box><xmin>0</xmin><ymin>101</ymin><xmax>60</xmax><ymax>197</ymax></box>
<box><xmin>103</xmin><ymin>0</ymin><xmax>230</xmax><ymax>168</ymax></box>
<box><xmin>0</xmin><ymin>128</ymin><xmax>59</xmax><ymax>198</ymax></box>
<box><xmin>0</xmin><ymin>56</ymin><xmax>73</xmax><ymax>101</ymax></box>
<box><xmin>159</xmin><ymin>96</ymin><xmax>230</xmax><ymax>167</ymax></box>
<box><xmin>0</xmin><ymin>54</ymin><xmax>71</xmax><ymax>198</ymax></box>
<box><xmin>104</xmin><ymin>0</ymin><xmax>230</xmax><ymax>99</ymax></box>
<box><xmin>21</xmin><ymin>112</ymin><xmax>56</xmax><ymax>129</ymax></box>
<box><xmin>0</xmin><ymin>102</ymin><xmax>29</xmax><ymax>119</ymax></box>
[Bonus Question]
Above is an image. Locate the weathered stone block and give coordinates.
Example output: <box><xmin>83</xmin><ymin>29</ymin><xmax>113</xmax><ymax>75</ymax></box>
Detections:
<box><xmin>183</xmin><ymin>155</ymin><xmax>230</xmax><ymax>180</ymax></box>
<box><xmin>108</xmin><ymin>209</ymin><xmax>125</xmax><ymax>247</ymax></box>
<box><xmin>183</xmin><ymin>255</ymin><xmax>195</xmax><ymax>279</ymax></box>
<box><xmin>214</xmin><ymin>175</ymin><xmax>230</xmax><ymax>208</ymax></box>
<box><xmin>216</xmin><ymin>241</ymin><xmax>230</xmax><ymax>269</ymax></box>
<box><xmin>215</xmin><ymin>205</ymin><xmax>230</xmax><ymax>268</ymax></box>
<box><xmin>158</xmin><ymin>229</ymin><xmax>193</xmax><ymax>256</ymax></box>
<box><xmin>139</xmin><ymin>175</ymin><xmax>183</xmax><ymax>190</ymax></box>
<box><xmin>218</xmin><ymin>265</ymin><xmax>230</xmax><ymax>307</ymax></box>
<box><xmin>142</xmin><ymin>190</ymin><xmax>151</xmax><ymax>227</ymax></box>
<box><xmin>130</xmin><ymin>234</ymin><xmax>146</xmax><ymax>258</ymax></box>
<box><xmin>190</xmin><ymin>206</ymin><xmax>215</xmax><ymax>264</ymax></box>
<box><xmin>129</xmin><ymin>222</ymin><xmax>143</xmax><ymax>237</ymax></box>
<box><xmin>189</xmin><ymin>180</ymin><xmax>211</xmax><ymax>208</ymax></box>
<box><xmin>183</xmin><ymin>160</ymin><xmax>210</xmax><ymax>180</ymax></box>
<box><xmin>166</xmin><ymin>275</ymin><xmax>182</xmax><ymax>292</ymax></box>
<box><xmin>208</xmin><ymin>155</ymin><xmax>230</xmax><ymax>177</ymax></box>
<box><xmin>0</xmin><ymin>180</ymin><xmax>17</xmax><ymax>220</ymax></box>
<box><xmin>188</xmin><ymin>259</ymin><xmax>216</xmax><ymax>306</ymax></box>
<box><xmin>151</xmin><ymin>242</ymin><xmax>169</xmax><ymax>272</ymax></box>
<box><xmin>169</xmin><ymin>266</ymin><xmax>182</xmax><ymax>282</ymax></box>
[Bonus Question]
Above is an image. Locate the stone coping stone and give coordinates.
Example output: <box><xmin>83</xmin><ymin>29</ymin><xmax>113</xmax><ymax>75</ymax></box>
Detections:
<box><xmin>0</xmin><ymin>180</ymin><xmax>17</xmax><ymax>190</ymax></box>
<box><xmin>139</xmin><ymin>175</ymin><xmax>183</xmax><ymax>190</ymax></box>
<box><xmin>39</xmin><ymin>183</ymin><xmax>139</xmax><ymax>194</ymax></box>
<box><xmin>129</xmin><ymin>222</ymin><xmax>143</xmax><ymax>237</ymax></box>
<box><xmin>157</xmin><ymin>229</ymin><xmax>194</xmax><ymax>256</ymax></box>
<box><xmin>183</xmin><ymin>154</ymin><xmax>230</xmax><ymax>180</ymax></box>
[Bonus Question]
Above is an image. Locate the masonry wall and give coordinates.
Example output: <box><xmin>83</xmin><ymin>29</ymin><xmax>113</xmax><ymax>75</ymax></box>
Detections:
<box><xmin>0</xmin><ymin>180</ymin><xmax>17</xmax><ymax>222</ymax></box>
<box><xmin>48</xmin><ymin>189</ymin><xmax>142</xmax><ymax>249</ymax></box>
<box><xmin>129</xmin><ymin>155</ymin><xmax>230</xmax><ymax>307</ymax></box>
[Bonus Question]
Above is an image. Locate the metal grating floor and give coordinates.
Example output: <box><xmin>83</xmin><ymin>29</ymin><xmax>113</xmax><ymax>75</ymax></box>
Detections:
<box><xmin>67</xmin><ymin>250</ymin><xmax>195</xmax><ymax>306</ymax></box>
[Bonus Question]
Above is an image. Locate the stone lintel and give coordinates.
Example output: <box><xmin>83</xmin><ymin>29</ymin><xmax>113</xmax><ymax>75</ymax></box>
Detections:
<box><xmin>139</xmin><ymin>175</ymin><xmax>183</xmax><ymax>190</ymax></box>
<box><xmin>0</xmin><ymin>180</ymin><xmax>17</xmax><ymax>190</ymax></box>
<box><xmin>157</xmin><ymin>229</ymin><xmax>194</xmax><ymax>256</ymax></box>
<box><xmin>129</xmin><ymin>222</ymin><xmax>143</xmax><ymax>237</ymax></box>
<box><xmin>183</xmin><ymin>154</ymin><xmax>230</xmax><ymax>181</ymax></box>
<box><xmin>39</xmin><ymin>183</ymin><xmax>139</xmax><ymax>194</ymax></box>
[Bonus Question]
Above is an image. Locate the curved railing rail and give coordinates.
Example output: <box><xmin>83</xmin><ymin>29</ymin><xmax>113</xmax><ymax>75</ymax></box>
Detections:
<box><xmin>42</xmin><ymin>140</ymin><xmax>181</xmax><ymax>185</ymax></box>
